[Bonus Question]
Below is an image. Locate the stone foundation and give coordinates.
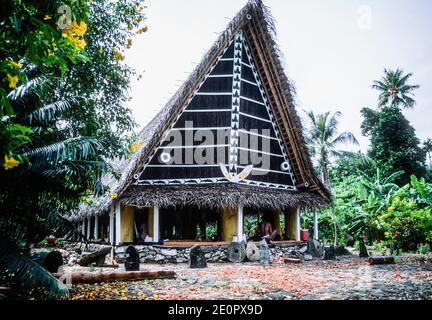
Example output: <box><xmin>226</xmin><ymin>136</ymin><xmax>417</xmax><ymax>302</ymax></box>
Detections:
<box><xmin>114</xmin><ymin>243</ymin><xmax>308</xmax><ymax>264</ymax></box>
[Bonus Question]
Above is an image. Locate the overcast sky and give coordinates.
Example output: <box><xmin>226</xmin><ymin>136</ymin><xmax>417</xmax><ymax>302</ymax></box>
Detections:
<box><xmin>125</xmin><ymin>0</ymin><xmax>432</xmax><ymax>152</ymax></box>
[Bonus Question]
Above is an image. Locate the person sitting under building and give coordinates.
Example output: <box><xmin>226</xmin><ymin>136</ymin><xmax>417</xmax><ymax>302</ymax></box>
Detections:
<box><xmin>260</xmin><ymin>214</ymin><xmax>280</xmax><ymax>244</ymax></box>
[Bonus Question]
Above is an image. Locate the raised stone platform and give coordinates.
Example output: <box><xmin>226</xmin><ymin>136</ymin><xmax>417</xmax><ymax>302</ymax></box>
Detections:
<box><xmin>114</xmin><ymin>241</ymin><xmax>308</xmax><ymax>264</ymax></box>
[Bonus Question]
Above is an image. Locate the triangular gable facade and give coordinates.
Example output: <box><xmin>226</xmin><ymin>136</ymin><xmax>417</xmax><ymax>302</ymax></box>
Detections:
<box><xmin>135</xmin><ymin>30</ymin><xmax>297</xmax><ymax>190</ymax></box>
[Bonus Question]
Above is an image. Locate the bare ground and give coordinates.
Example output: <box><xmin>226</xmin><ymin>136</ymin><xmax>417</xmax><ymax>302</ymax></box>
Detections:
<box><xmin>69</xmin><ymin>255</ymin><xmax>432</xmax><ymax>300</ymax></box>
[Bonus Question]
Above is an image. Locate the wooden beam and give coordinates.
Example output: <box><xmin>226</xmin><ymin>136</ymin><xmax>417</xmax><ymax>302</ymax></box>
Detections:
<box><xmin>153</xmin><ymin>207</ymin><xmax>160</xmax><ymax>243</ymax></box>
<box><xmin>273</xmin><ymin>211</ymin><xmax>281</xmax><ymax>236</ymax></box>
<box><xmin>109</xmin><ymin>206</ymin><xmax>115</xmax><ymax>245</ymax></box>
<box><xmin>94</xmin><ymin>215</ymin><xmax>99</xmax><ymax>240</ymax></box>
<box><xmin>121</xmin><ymin>206</ymin><xmax>135</xmax><ymax>243</ymax></box>
<box><xmin>148</xmin><ymin>207</ymin><xmax>154</xmax><ymax>239</ymax></box>
<box><xmin>115</xmin><ymin>203</ymin><xmax>121</xmax><ymax>245</ymax></box>
<box><xmin>87</xmin><ymin>216</ymin><xmax>91</xmax><ymax>239</ymax></box>
<box><xmin>369</xmin><ymin>256</ymin><xmax>395</xmax><ymax>265</ymax></box>
<box><xmin>237</xmin><ymin>206</ymin><xmax>244</xmax><ymax>242</ymax></box>
<box><xmin>52</xmin><ymin>271</ymin><xmax>176</xmax><ymax>284</ymax></box>
<box><xmin>296</xmin><ymin>209</ymin><xmax>301</xmax><ymax>241</ymax></box>
<box><xmin>221</xmin><ymin>207</ymin><xmax>237</xmax><ymax>242</ymax></box>
<box><xmin>284</xmin><ymin>208</ymin><xmax>297</xmax><ymax>240</ymax></box>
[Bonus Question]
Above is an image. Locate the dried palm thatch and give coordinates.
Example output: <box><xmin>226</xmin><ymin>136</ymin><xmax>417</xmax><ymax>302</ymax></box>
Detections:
<box><xmin>70</xmin><ymin>0</ymin><xmax>331</xmax><ymax>222</ymax></box>
<box><xmin>121</xmin><ymin>184</ymin><xmax>327</xmax><ymax>211</ymax></box>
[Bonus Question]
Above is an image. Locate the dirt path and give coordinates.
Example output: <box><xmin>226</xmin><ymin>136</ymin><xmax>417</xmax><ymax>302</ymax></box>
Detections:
<box><xmin>69</xmin><ymin>256</ymin><xmax>432</xmax><ymax>300</ymax></box>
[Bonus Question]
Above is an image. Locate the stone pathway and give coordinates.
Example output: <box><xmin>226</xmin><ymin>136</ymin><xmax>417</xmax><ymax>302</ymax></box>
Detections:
<box><xmin>69</xmin><ymin>256</ymin><xmax>432</xmax><ymax>300</ymax></box>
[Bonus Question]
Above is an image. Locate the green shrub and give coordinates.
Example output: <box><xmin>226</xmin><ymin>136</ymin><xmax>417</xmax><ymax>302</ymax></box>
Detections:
<box><xmin>379</xmin><ymin>197</ymin><xmax>432</xmax><ymax>251</ymax></box>
<box><xmin>417</xmin><ymin>244</ymin><xmax>431</xmax><ymax>255</ymax></box>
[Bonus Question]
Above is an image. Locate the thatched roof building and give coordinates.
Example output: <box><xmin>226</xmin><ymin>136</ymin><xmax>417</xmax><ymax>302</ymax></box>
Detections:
<box><xmin>73</xmin><ymin>0</ymin><xmax>330</xmax><ymax>247</ymax></box>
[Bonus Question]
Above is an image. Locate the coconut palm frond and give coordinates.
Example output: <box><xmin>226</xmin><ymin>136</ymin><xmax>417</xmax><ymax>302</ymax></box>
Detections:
<box><xmin>24</xmin><ymin>137</ymin><xmax>102</xmax><ymax>169</ymax></box>
<box><xmin>372</xmin><ymin>68</ymin><xmax>420</xmax><ymax>109</ymax></box>
<box><xmin>338</xmin><ymin>151</ymin><xmax>375</xmax><ymax>167</ymax></box>
<box><xmin>0</xmin><ymin>248</ymin><xmax>69</xmax><ymax>300</ymax></box>
<box><xmin>28</xmin><ymin>100</ymin><xmax>71</xmax><ymax>125</ymax></box>
<box><xmin>330</xmin><ymin>132</ymin><xmax>359</xmax><ymax>147</ymax></box>
<box><xmin>8</xmin><ymin>76</ymin><xmax>53</xmax><ymax>103</ymax></box>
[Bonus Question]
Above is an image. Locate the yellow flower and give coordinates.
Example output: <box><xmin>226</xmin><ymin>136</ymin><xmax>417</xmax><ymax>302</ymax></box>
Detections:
<box><xmin>85</xmin><ymin>197</ymin><xmax>92</xmax><ymax>204</ymax></box>
<box><xmin>8</xmin><ymin>60</ymin><xmax>22</xmax><ymax>69</ymax></box>
<box><xmin>110</xmin><ymin>192</ymin><xmax>118</xmax><ymax>200</ymax></box>
<box><xmin>136</xmin><ymin>26</ymin><xmax>148</xmax><ymax>34</ymax></box>
<box><xmin>3</xmin><ymin>155</ymin><xmax>20</xmax><ymax>171</ymax></box>
<box><xmin>370</xmin><ymin>220</ymin><xmax>375</xmax><ymax>225</ymax></box>
<box><xmin>127</xmin><ymin>38</ymin><xmax>133</xmax><ymax>49</ymax></box>
<box><xmin>130</xmin><ymin>143</ymin><xmax>144</xmax><ymax>154</ymax></box>
<box><xmin>44</xmin><ymin>15</ymin><xmax>52</xmax><ymax>20</ymax></box>
<box><xmin>73</xmin><ymin>38</ymin><xmax>87</xmax><ymax>51</ymax></box>
<box><xmin>6</xmin><ymin>74</ymin><xmax>19</xmax><ymax>89</ymax></box>
<box><xmin>113</xmin><ymin>50</ymin><xmax>125</xmax><ymax>61</ymax></box>
<box><xmin>62</xmin><ymin>20</ymin><xmax>87</xmax><ymax>52</ymax></box>
<box><xmin>47</xmin><ymin>49</ymin><xmax>54</xmax><ymax>57</ymax></box>
<box><xmin>71</xmin><ymin>20</ymin><xmax>87</xmax><ymax>37</ymax></box>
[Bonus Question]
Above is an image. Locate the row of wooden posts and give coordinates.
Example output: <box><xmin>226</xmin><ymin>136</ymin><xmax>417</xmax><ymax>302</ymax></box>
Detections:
<box><xmin>79</xmin><ymin>205</ymin><xmax>320</xmax><ymax>245</ymax></box>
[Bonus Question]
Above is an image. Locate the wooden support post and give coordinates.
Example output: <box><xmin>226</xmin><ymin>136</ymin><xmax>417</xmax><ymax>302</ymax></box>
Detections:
<box><xmin>221</xmin><ymin>207</ymin><xmax>237</xmax><ymax>242</ymax></box>
<box><xmin>148</xmin><ymin>207</ymin><xmax>154</xmax><ymax>239</ymax></box>
<box><xmin>94</xmin><ymin>215</ymin><xmax>99</xmax><ymax>240</ymax></box>
<box><xmin>314</xmin><ymin>210</ymin><xmax>319</xmax><ymax>240</ymax></box>
<box><xmin>296</xmin><ymin>209</ymin><xmax>301</xmax><ymax>241</ymax></box>
<box><xmin>109</xmin><ymin>206</ymin><xmax>115</xmax><ymax>245</ymax></box>
<box><xmin>274</xmin><ymin>211</ymin><xmax>281</xmax><ymax>236</ymax></box>
<box><xmin>284</xmin><ymin>208</ymin><xmax>297</xmax><ymax>240</ymax></box>
<box><xmin>121</xmin><ymin>206</ymin><xmax>135</xmax><ymax>243</ymax></box>
<box><xmin>237</xmin><ymin>206</ymin><xmax>244</xmax><ymax>242</ymax></box>
<box><xmin>115</xmin><ymin>203</ymin><xmax>121</xmax><ymax>245</ymax></box>
<box><xmin>153</xmin><ymin>207</ymin><xmax>160</xmax><ymax>243</ymax></box>
<box><xmin>87</xmin><ymin>216</ymin><xmax>91</xmax><ymax>239</ymax></box>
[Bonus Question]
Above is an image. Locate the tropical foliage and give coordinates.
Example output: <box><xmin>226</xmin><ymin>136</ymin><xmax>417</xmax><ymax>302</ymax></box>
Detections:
<box><xmin>311</xmin><ymin>68</ymin><xmax>430</xmax><ymax>252</ymax></box>
<box><xmin>318</xmin><ymin>158</ymin><xmax>432</xmax><ymax>252</ymax></box>
<box><xmin>0</xmin><ymin>0</ymin><xmax>146</xmax><ymax>299</ymax></box>
<box><xmin>371</xmin><ymin>68</ymin><xmax>420</xmax><ymax>109</ymax></box>
<box><xmin>424</xmin><ymin>138</ymin><xmax>432</xmax><ymax>167</ymax></box>
<box><xmin>361</xmin><ymin>106</ymin><xmax>426</xmax><ymax>185</ymax></box>
<box><xmin>305</xmin><ymin>111</ymin><xmax>359</xmax><ymax>187</ymax></box>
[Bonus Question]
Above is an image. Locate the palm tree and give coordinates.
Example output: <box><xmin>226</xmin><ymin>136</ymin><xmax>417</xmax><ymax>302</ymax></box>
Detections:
<box><xmin>305</xmin><ymin>111</ymin><xmax>359</xmax><ymax>188</ymax></box>
<box><xmin>424</xmin><ymin>139</ymin><xmax>432</xmax><ymax>166</ymax></box>
<box><xmin>0</xmin><ymin>77</ymin><xmax>106</xmax><ymax>299</ymax></box>
<box><xmin>371</xmin><ymin>68</ymin><xmax>420</xmax><ymax>109</ymax></box>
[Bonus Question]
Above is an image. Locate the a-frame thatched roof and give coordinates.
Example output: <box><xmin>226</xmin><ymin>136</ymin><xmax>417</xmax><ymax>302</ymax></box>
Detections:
<box><xmin>71</xmin><ymin>0</ymin><xmax>330</xmax><ymax>222</ymax></box>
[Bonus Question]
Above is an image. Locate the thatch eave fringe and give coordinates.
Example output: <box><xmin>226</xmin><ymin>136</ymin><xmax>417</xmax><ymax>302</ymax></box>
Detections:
<box><xmin>69</xmin><ymin>183</ymin><xmax>329</xmax><ymax>222</ymax></box>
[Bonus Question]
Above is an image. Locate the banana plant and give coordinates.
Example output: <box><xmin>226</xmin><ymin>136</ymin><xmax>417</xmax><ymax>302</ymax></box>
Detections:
<box><xmin>347</xmin><ymin>169</ymin><xmax>403</xmax><ymax>238</ymax></box>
